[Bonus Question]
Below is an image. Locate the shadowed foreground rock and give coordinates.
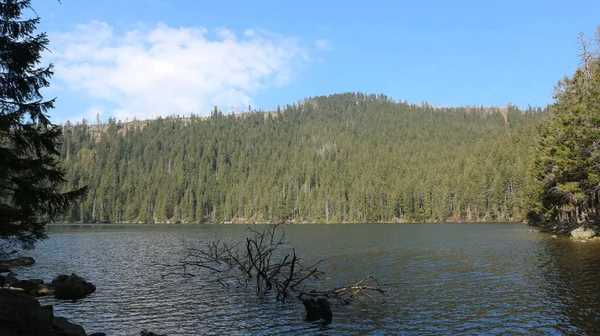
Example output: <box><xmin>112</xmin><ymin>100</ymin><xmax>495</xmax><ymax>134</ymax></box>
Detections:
<box><xmin>9</xmin><ymin>279</ymin><xmax>56</xmax><ymax>297</ymax></box>
<box><xmin>52</xmin><ymin>274</ymin><xmax>96</xmax><ymax>300</ymax></box>
<box><xmin>302</xmin><ymin>297</ymin><xmax>333</xmax><ymax>323</ymax></box>
<box><xmin>0</xmin><ymin>289</ymin><xmax>86</xmax><ymax>336</ymax></box>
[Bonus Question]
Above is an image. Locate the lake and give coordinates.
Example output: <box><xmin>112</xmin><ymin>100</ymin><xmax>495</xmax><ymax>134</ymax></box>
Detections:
<box><xmin>11</xmin><ymin>223</ymin><xmax>600</xmax><ymax>335</ymax></box>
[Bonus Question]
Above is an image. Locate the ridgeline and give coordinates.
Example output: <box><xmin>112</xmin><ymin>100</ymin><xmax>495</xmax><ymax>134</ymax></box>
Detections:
<box><xmin>57</xmin><ymin>93</ymin><xmax>546</xmax><ymax>224</ymax></box>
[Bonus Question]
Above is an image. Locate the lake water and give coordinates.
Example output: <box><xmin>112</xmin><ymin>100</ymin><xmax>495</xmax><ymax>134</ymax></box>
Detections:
<box><xmin>11</xmin><ymin>223</ymin><xmax>600</xmax><ymax>335</ymax></box>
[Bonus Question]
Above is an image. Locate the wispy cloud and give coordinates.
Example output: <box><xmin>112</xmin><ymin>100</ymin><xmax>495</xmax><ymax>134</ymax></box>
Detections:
<box><xmin>315</xmin><ymin>38</ymin><xmax>332</xmax><ymax>51</ymax></box>
<box><xmin>49</xmin><ymin>21</ymin><xmax>310</xmax><ymax>121</ymax></box>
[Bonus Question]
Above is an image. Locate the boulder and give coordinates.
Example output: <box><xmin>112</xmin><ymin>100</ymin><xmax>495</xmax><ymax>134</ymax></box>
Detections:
<box><xmin>0</xmin><ymin>257</ymin><xmax>35</xmax><ymax>268</ymax></box>
<box><xmin>0</xmin><ymin>288</ymin><xmax>54</xmax><ymax>335</ymax></box>
<box><xmin>301</xmin><ymin>297</ymin><xmax>333</xmax><ymax>323</ymax></box>
<box><xmin>0</xmin><ymin>289</ymin><xmax>90</xmax><ymax>335</ymax></box>
<box><xmin>37</xmin><ymin>284</ymin><xmax>56</xmax><ymax>296</ymax></box>
<box><xmin>4</xmin><ymin>272</ymin><xmax>18</xmax><ymax>285</ymax></box>
<box><xmin>571</xmin><ymin>226</ymin><xmax>597</xmax><ymax>239</ymax></box>
<box><xmin>53</xmin><ymin>316</ymin><xmax>86</xmax><ymax>336</ymax></box>
<box><xmin>52</xmin><ymin>274</ymin><xmax>96</xmax><ymax>300</ymax></box>
<box><xmin>8</xmin><ymin>279</ymin><xmax>56</xmax><ymax>297</ymax></box>
<box><xmin>9</xmin><ymin>279</ymin><xmax>40</xmax><ymax>294</ymax></box>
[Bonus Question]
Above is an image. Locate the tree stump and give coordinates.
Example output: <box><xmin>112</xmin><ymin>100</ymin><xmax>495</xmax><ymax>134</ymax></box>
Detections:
<box><xmin>301</xmin><ymin>297</ymin><xmax>332</xmax><ymax>323</ymax></box>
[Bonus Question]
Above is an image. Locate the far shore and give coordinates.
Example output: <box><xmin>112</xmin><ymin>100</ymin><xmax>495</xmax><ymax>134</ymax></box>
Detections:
<box><xmin>47</xmin><ymin>221</ymin><xmax>526</xmax><ymax>226</ymax></box>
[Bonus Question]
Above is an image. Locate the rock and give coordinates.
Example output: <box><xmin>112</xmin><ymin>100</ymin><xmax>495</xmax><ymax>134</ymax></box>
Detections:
<box><xmin>9</xmin><ymin>279</ymin><xmax>40</xmax><ymax>294</ymax></box>
<box><xmin>88</xmin><ymin>333</ymin><xmax>107</xmax><ymax>336</ymax></box>
<box><xmin>8</xmin><ymin>279</ymin><xmax>55</xmax><ymax>297</ymax></box>
<box><xmin>0</xmin><ymin>288</ymin><xmax>55</xmax><ymax>335</ymax></box>
<box><xmin>301</xmin><ymin>297</ymin><xmax>333</xmax><ymax>323</ymax></box>
<box><xmin>36</xmin><ymin>284</ymin><xmax>56</xmax><ymax>296</ymax></box>
<box><xmin>52</xmin><ymin>274</ymin><xmax>96</xmax><ymax>300</ymax></box>
<box><xmin>0</xmin><ymin>289</ymin><xmax>89</xmax><ymax>335</ymax></box>
<box><xmin>0</xmin><ymin>266</ymin><xmax>10</xmax><ymax>273</ymax></box>
<box><xmin>141</xmin><ymin>331</ymin><xmax>167</xmax><ymax>336</ymax></box>
<box><xmin>571</xmin><ymin>226</ymin><xmax>596</xmax><ymax>239</ymax></box>
<box><xmin>53</xmin><ymin>316</ymin><xmax>86</xmax><ymax>336</ymax></box>
<box><xmin>0</xmin><ymin>257</ymin><xmax>35</xmax><ymax>268</ymax></box>
<box><xmin>4</xmin><ymin>272</ymin><xmax>18</xmax><ymax>285</ymax></box>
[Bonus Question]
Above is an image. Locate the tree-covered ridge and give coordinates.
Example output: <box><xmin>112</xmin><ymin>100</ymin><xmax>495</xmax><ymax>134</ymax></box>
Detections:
<box><xmin>57</xmin><ymin>93</ymin><xmax>545</xmax><ymax>224</ymax></box>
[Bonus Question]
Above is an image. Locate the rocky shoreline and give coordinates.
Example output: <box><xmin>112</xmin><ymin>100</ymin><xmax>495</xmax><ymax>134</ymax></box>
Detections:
<box><xmin>0</xmin><ymin>257</ymin><xmax>167</xmax><ymax>336</ymax></box>
<box><xmin>534</xmin><ymin>222</ymin><xmax>600</xmax><ymax>240</ymax></box>
<box><xmin>0</xmin><ymin>257</ymin><xmax>99</xmax><ymax>335</ymax></box>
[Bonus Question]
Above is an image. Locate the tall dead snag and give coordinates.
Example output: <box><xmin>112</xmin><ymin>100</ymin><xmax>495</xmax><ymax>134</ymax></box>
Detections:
<box><xmin>162</xmin><ymin>224</ymin><xmax>389</xmax><ymax>323</ymax></box>
<box><xmin>162</xmin><ymin>224</ymin><xmax>324</xmax><ymax>302</ymax></box>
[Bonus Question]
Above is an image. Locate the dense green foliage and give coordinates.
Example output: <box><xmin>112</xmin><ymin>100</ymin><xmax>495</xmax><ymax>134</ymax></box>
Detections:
<box><xmin>530</xmin><ymin>34</ymin><xmax>600</xmax><ymax>229</ymax></box>
<box><xmin>0</xmin><ymin>0</ymin><xmax>86</xmax><ymax>249</ymax></box>
<box><xmin>57</xmin><ymin>93</ymin><xmax>544</xmax><ymax>224</ymax></box>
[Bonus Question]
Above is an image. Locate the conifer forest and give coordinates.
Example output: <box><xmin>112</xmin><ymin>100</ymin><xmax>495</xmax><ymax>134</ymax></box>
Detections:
<box><xmin>57</xmin><ymin>93</ymin><xmax>547</xmax><ymax>224</ymax></box>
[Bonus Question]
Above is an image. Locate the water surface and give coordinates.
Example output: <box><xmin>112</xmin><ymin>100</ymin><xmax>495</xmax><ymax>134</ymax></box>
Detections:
<box><xmin>12</xmin><ymin>223</ymin><xmax>600</xmax><ymax>335</ymax></box>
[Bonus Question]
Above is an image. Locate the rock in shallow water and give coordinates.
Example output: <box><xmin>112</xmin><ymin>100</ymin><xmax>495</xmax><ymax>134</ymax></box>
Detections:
<box><xmin>571</xmin><ymin>226</ymin><xmax>597</xmax><ymax>239</ymax></box>
<box><xmin>9</xmin><ymin>280</ymin><xmax>40</xmax><ymax>294</ymax></box>
<box><xmin>52</xmin><ymin>274</ymin><xmax>96</xmax><ymax>300</ymax></box>
<box><xmin>8</xmin><ymin>279</ymin><xmax>56</xmax><ymax>297</ymax></box>
<box><xmin>0</xmin><ymin>257</ymin><xmax>35</xmax><ymax>268</ymax></box>
<box><xmin>141</xmin><ymin>331</ymin><xmax>168</xmax><ymax>336</ymax></box>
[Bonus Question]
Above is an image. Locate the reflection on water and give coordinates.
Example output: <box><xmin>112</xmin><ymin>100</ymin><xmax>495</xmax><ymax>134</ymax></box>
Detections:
<box><xmin>9</xmin><ymin>223</ymin><xmax>600</xmax><ymax>335</ymax></box>
<box><xmin>534</xmin><ymin>237</ymin><xmax>600</xmax><ymax>335</ymax></box>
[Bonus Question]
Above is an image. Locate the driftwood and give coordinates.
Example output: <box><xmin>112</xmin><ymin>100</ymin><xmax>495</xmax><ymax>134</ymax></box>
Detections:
<box><xmin>299</xmin><ymin>275</ymin><xmax>386</xmax><ymax>304</ymax></box>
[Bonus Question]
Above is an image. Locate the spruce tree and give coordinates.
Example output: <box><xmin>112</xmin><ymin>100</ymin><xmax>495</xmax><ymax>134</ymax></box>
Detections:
<box><xmin>0</xmin><ymin>0</ymin><xmax>86</xmax><ymax>250</ymax></box>
<box><xmin>530</xmin><ymin>29</ymin><xmax>600</xmax><ymax>228</ymax></box>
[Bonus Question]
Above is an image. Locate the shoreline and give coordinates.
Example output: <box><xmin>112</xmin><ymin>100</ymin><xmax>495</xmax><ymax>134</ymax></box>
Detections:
<box><xmin>48</xmin><ymin>220</ymin><xmax>526</xmax><ymax>226</ymax></box>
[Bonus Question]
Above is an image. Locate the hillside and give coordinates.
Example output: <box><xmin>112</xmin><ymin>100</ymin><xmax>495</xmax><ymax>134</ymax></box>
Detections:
<box><xmin>57</xmin><ymin>93</ymin><xmax>546</xmax><ymax>223</ymax></box>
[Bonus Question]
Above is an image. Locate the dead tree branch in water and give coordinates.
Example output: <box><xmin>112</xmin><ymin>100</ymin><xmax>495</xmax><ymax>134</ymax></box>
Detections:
<box><xmin>298</xmin><ymin>275</ymin><xmax>386</xmax><ymax>304</ymax></box>
<box><xmin>162</xmin><ymin>224</ymin><xmax>324</xmax><ymax>302</ymax></box>
<box><xmin>162</xmin><ymin>224</ymin><xmax>391</xmax><ymax>322</ymax></box>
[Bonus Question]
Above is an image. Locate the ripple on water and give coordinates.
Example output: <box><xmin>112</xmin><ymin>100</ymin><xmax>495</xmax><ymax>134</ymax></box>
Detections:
<box><xmin>13</xmin><ymin>223</ymin><xmax>600</xmax><ymax>334</ymax></box>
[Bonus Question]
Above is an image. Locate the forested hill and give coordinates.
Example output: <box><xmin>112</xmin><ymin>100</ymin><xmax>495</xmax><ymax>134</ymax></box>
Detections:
<box><xmin>57</xmin><ymin>93</ymin><xmax>546</xmax><ymax>224</ymax></box>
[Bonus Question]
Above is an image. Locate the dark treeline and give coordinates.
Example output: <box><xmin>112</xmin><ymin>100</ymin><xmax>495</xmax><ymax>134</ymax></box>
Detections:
<box><xmin>57</xmin><ymin>93</ymin><xmax>546</xmax><ymax>224</ymax></box>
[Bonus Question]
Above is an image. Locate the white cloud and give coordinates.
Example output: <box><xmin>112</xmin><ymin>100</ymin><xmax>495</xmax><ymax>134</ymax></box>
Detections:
<box><xmin>315</xmin><ymin>38</ymin><xmax>332</xmax><ymax>51</ymax></box>
<box><xmin>49</xmin><ymin>21</ymin><xmax>310</xmax><ymax>120</ymax></box>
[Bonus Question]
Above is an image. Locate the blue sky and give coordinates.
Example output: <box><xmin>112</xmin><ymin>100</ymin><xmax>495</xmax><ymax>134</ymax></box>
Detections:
<box><xmin>32</xmin><ymin>0</ymin><xmax>600</xmax><ymax>123</ymax></box>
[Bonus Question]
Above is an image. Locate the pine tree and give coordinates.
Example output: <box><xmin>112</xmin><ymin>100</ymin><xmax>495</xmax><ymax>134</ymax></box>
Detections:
<box><xmin>0</xmin><ymin>0</ymin><xmax>86</xmax><ymax>250</ymax></box>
